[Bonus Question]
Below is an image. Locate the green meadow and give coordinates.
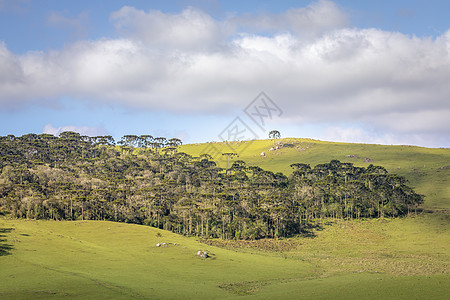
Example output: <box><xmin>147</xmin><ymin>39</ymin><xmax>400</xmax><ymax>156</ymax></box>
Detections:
<box><xmin>1</xmin><ymin>139</ymin><xmax>449</xmax><ymax>299</ymax></box>
<box><xmin>1</xmin><ymin>214</ymin><xmax>448</xmax><ymax>299</ymax></box>
<box><xmin>1</xmin><ymin>214</ymin><xmax>449</xmax><ymax>299</ymax></box>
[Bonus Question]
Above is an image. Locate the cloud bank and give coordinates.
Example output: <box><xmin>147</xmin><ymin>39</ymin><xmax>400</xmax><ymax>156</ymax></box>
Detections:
<box><xmin>1</xmin><ymin>0</ymin><xmax>449</xmax><ymax>146</ymax></box>
<box><xmin>43</xmin><ymin>124</ymin><xmax>108</xmax><ymax>137</ymax></box>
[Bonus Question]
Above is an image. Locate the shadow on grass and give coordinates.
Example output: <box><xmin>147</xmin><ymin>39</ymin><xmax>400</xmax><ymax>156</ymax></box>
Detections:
<box><xmin>0</xmin><ymin>227</ymin><xmax>15</xmax><ymax>256</ymax></box>
<box><xmin>296</xmin><ymin>221</ymin><xmax>327</xmax><ymax>239</ymax></box>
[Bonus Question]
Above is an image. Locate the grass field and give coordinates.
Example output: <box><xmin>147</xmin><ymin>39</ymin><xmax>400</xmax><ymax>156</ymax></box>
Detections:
<box><xmin>1</xmin><ymin>139</ymin><xmax>449</xmax><ymax>299</ymax></box>
<box><xmin>1</xmin><ymin>214</ymin><xmax>449</xmax><ymax>299</ymax></box>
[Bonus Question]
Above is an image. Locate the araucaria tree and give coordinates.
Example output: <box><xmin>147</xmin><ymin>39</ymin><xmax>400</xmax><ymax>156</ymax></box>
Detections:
<box><xmin>0</xmin><ymin>133</ymin><xmax>423</xmax><ymax>240</ymax></box>
<box><xmin>269</xmin><ymin>130</ymin><xmax>281</xmax><ymax>145</ymax></box>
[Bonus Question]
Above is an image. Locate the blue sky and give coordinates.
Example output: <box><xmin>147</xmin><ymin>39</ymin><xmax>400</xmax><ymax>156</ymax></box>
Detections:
<box><xmin>1</xmin><ymin>0</ymin><xmax>450</xmax><ymax>147</ymax></box>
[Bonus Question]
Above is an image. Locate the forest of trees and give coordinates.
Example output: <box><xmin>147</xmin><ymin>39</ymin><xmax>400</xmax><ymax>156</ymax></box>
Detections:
<box><xmin>0</xmin><ymin>132</ymin><xmax>423</xmax><ymax>240</ymax></box>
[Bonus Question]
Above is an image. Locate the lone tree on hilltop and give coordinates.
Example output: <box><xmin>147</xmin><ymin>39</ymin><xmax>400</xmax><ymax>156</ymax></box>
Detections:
<box><xmin>269</xmin><ymin>130</ymin><xmax>281</xmax><ymax>145</ymax></box>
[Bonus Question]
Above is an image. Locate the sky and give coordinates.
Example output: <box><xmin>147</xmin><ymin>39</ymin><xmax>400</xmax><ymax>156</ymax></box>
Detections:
<box><xmin>1</xmin><ymin>0</ymin><xmax>449</xmax><ymax>148</ymax></box>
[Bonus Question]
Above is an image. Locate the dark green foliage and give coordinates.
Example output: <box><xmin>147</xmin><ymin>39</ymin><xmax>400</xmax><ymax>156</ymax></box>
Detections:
<box><xmin>0</xmin><ymin>133</ymin><xmax>423</xmax><ymax>240</ymax></box>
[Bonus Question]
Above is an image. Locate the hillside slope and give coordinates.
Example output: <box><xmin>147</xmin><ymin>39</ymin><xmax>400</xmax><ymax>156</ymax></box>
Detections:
<box><xmin>0</xmin><ymin>219</ymin><xmax>315</xmax><ymax>299</ymax></box>
<box><xmin>1</xmin><ymin>218</ymin><xmax>448</xmax><ymax>299</ymax></box>
<box><xmin>181</xmin><ymin>139</ymin><xmax>450</xmax><ymax>210</ymax></box>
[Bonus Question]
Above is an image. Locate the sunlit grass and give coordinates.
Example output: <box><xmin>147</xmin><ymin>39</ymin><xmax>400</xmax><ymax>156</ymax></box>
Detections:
<box><xmin>1</xmin><ymin>215</ymin><xmax>448</xmax><ymax>299</ymax></box>
<box><xmin>0</xmin><ymin>219</ymin><xmax>314</xmax><ymax>299</ymax></box>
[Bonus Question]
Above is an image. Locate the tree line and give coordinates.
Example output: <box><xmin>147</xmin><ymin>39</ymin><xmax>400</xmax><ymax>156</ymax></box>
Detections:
<box><xmin>0</xmin><ymin>133</ymin><xmax>423</xmax><ymax>239</ymax></box>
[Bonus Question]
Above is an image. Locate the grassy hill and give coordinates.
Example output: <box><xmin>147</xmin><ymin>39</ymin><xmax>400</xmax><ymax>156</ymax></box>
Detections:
<box><xmin>181</xmin><ymin>138</ymin><xmax>450</xmax><ymax>210</ymax></box>
<box><xmin>0</xmin><ymin>216</ymin><xmax>449</xmax><ymax>299</ymax></box>
<box><xmin>1</xmin><ymin>138</ymin><xmax>449</xmax><ymax>299</ymax></box>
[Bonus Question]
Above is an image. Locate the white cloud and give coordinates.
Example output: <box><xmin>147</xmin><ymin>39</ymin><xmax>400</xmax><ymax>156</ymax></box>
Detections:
<box><xmin>320</xmin><ymin>126</ymin><xmax>398</xmax><ymax>145</ymax></box>
<box><xmin>0</xmin><ymin>42</ymin><xmax>23</xmax><ymax>82</ymax></box>
<box><xmin>43</xmin><ymin>124</ymin><xmax>108</xmax><ymax>137</ymax></box>
<box><xmin>228</xmin><ymin>0</ymin><xmax>348</xmax><ymax>38</ymax></box>
<box><xmin>320</xmin><ymin>125</ymin><xmax>449</xmax><ymax>148</ymax></box>
<box><xmin>110</xmin><ymin>6</ymin><xmax>222</xmax><ymax>51</ymax></box>
<box><xmin>1</xmin><ymin>1</ymin><xmax>450</xmax><ymax>147</ymax></box>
